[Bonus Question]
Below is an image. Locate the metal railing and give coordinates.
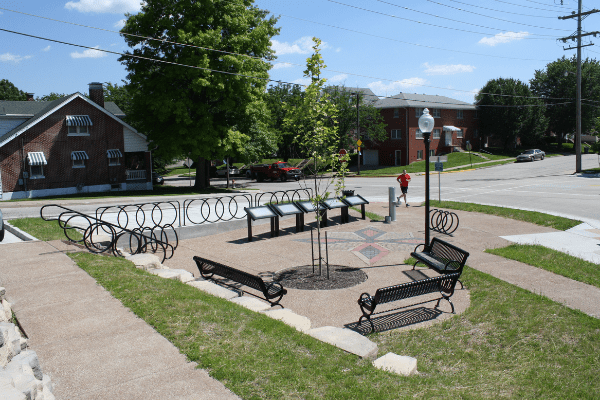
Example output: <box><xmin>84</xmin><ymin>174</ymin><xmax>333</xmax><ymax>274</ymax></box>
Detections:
<box><xmin>41</xmin><ymin>204</ymin><xmax>176</xmax><ymax>262</ymax></box>
<box><xmin>126</xmin><ymin>169</ymin><xmax>147</xmax><ymax>180</ymax></box>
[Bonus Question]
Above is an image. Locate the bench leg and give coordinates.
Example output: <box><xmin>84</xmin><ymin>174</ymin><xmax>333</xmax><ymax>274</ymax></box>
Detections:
<box><xmin>358</xmin><ymin>315</ymin><xmax>375</xmax><ymax>334</ymax></box>
<box><xmin>457</xmin><ymin>279</ymin><xmax>464</xmax><ymax>290</ymax></box>
<box><xmin>435</xmin><ymin>296</ymin><xmax>455</xmax><ymax>314</ymax></box>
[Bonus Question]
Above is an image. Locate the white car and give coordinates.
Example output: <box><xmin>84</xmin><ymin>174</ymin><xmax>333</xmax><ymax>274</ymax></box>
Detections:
<box><xmin>516</xmin><ymin>149</ymin><xmax>545</xmax><ymax>162</ymax></box>
<box><xmin>216</xmin><ymin>167</ymin><xmax>239</xmax><ymax>176</ymax></box>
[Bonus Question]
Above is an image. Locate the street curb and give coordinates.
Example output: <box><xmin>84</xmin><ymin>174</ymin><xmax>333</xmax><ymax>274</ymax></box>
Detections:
<box><xmin>4</xmin><ymin>222</ymin><xmax>37</xmax><ymax>241</ymax></box>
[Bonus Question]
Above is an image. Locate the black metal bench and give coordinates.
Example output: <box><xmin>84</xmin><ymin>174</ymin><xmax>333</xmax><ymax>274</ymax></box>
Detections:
<box><xmin>357</xmin><ymin>272</ymin><xmax>461</xmax><ymax>333</ymax></box>
<box><xmin>411</xmin><ymin>237</ymin><xmax>469</xmax><ymax>288</ymax></box>
<box><xmin>193</xmin><ymin>256</ymin><xmax>287</xmax><ymax>307</ymax></box>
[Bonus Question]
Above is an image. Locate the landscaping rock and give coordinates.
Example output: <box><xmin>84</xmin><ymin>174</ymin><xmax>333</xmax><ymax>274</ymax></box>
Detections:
<box><xmin>373</xmin><ymin>352</ymin><xmax>418</xmax><ymax>376</ymax></box>
<box><xmin>148</xmin><ymin>268</ymin><xmax>194</xmax><ymax>282</ymax></box>
<box><xmin>229</xmin><ymin>297</ymin><xmax>271</xmax><ymax>312</ymax></box>
<box><xmin>12</xmin><ymin>371</ymin><xmax>40</xmax><ymax>400</ymax></box>
<box><xmin>0</xmin><ymin>322</ymin><xmax>22</xmax><ymax>366</ymax></box>
<box><xmin>307</xmin><ymin>326</ymin><xmax>378</xmax><ymax>360</ymax></box>
<box><xmin>3</xmin><ymin>298</ymin><xmax>12</xmax><ymax>321</ymax></box>
<box><xmin>0</xmin><ymin>286</ymin><xmax>6</xmax><ymax>296</ymax></box>
<box><xmin>186</xmin><ymin>280</ymin><xmax>238</xmax><ymax>300</ymax></box>
<box><xmin>0</xmin><ymin>386</ymin><xmax>26</xmax><ymax>400</ymax></box>
<box><xmin>126</xmin><ymin>254</ymin><xmax>162</xmax><ymax>270</ymax></box>
<box><xmin>261</xmin><ymin>309</ymin><xmax>311</xmax><ymax>332</ymax></box>
<box><xmin>10</xmin><ymin>351</ymin><xmax>43</xmax><ymax>380</ymax></box>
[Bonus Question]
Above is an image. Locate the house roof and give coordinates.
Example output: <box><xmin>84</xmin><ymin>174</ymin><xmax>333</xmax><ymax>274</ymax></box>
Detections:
<box><xmin>325</xmin><ymin>87</ymin><xmax>379</xmax><ymax>103</ymax></box>
<box><xmin>374</xmin><ymin>93</ymin><xmax>477</xmax><ymax>110</ymax></box>
<box><xmin>0</xmin><ymin>93</ymin><xmax>141</xmax><ymax>147</ymax></box>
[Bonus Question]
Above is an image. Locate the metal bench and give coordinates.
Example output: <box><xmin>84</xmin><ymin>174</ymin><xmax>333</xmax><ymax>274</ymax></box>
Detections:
<box><xmin>411</xmin><ymin>237</ymin><xmax>469</xmax><ymax>288</ymax></box>
<box><xmin>357</xmin><ymin>272</ymin><xmax>461</xmax><ymax>333</ymax></box>
<box><xmin>193</xmin><ymin>256</ymin><xmax>287</xmax><ymax>307</ymax></box>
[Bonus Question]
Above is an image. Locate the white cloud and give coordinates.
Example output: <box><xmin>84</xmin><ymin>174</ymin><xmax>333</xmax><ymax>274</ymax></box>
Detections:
<box><xmin>292</xmin><ymin>78</ymin><xmax>311</xmax><ymax>86</ymax></box>
<box><xmin>368</xmin><ymin>78</ymin><xmax>427</xmax><ymax>95</ymax></box>
<box><xmin>114</xmin><ymin>19</ymin><xmax>126</xmax><ymax>29</ymax></box>
<box><xmin>0</xmin><ymin>53</ymin><xmax>32</xmax><ymax>63</ymax></box>
<box><xmin>423</xmin><ymin>62</ymin><xmax>475</xmax><ymax>75</ymax></box>
<box><xmin>478</xmin><ymin>31</ymin><xmax>529</xmax><ymax>46</ymax></box>
<box><xmin>70</xmin><ymin>46</ymin><xmax>107</xmax><ymax>59</ymax></box>
<box><xmin>328</xmin><ymin>74</ymin><xmax>348</xmax><ymax>83</ymax></box>
<box><xmin>42</xmin><ymin>46</ymin><xmax>51</xmax><ymax>52</ymax></box>
<box><xmin>64</xmin><ymin>0</ymin><xmax>141</xmax><ymax>13</ymax></box>
<box><xmin>271</xmin><ymin>36</ymin><xmax>328</xmax><ymax>55</ymax></box>
<box><xmin>272</xmin><ymin>62</ymin><xmax>293</xmax><ymax>70</ymax></box>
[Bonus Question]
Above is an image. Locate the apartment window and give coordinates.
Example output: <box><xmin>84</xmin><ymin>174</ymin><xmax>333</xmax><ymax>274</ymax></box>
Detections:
<box><xmin>429</xmin><ymin>149</ymin><xmax>435</xmax><ymax>157</ymax></box>
<box><xmin>66</xmin><ymin>115</ymin><xmax>92</xmax><ymax>136</ymax></box>
<box><xmin>71</xmin><ymin>151</ymin><xmax>89</xmax><ymax>168</ymax></box>
<box><xmin>457</xmin><ymin>129</ymin><xmax>463</xmax><ymax>138</ymax></box>
<box><xmin>393</xmin><ymin>108</ymin><xmax>399</xmax><ymax>118</ymax></box>
<box><xmin>27</xmin><ymin>152</ymin><xmax>47</xmax><ymax>179</ymax></box>
<box><xmin>391</xmin><ymin>129</ymin><xmax>402</xmax><ymax>139</ymax></box>
<box><xmin>433</xmin><ymin>128</ymin><xmax>441</xmax><ymax>139</ymax></box>
<box><xmin>417</xmin><ymin>150</ymin><xmax>423</xmax><ymax>160</ymax></box>
<box><xmin>416</xmin><ymin>129</ymin><xmax>423</xmax><ymax>139</ymax></box>
<box><xmin>432</xmin><ymin>108</ymin><xmax>441</xmax><ymax>118</ymax></box>
<box><xmin>457</xmin><ymin>110</ymin><xmax>464</xmax><ymax>119</ymax></box>
<box><xmin>107</xmin><ymin>149</ymin><xmax>123</xmax><ymax>166</ymax></box>
<box><xmin>415</xmin><ymin>107</ymin><xmax>423</xmax><ymax>118</ymax></box>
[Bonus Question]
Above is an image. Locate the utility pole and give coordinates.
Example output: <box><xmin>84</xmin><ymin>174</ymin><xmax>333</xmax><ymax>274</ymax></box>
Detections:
<box><xmin>558</xmin><ymin>2</ymin><xmax>600</xmax><ymax>173</ymax></box>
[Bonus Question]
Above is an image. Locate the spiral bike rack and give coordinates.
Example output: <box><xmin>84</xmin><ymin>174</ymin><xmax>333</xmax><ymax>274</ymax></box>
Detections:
<box><xmin>429</xmin><ymin>209</ymin><xmax>460</xmax><ymax>235</ymax></box>
<box><xmin>41</xmin><ymin>204</ymin><xmax>177</xmax><ymax>262</ymax></box>
<box><xmin>95</xmin><ymin>200</ymin><xmax>181</xmax><ymax>231</ymax></box>
<box><xmin>182</xmin><ymin>194</ymin><xmax>253</xmax><ymax>225</ymax></box>
<box><xmin>254</xmin><ymin>188</ymin><xmax>313</xmax><ymax>206</ymax></box>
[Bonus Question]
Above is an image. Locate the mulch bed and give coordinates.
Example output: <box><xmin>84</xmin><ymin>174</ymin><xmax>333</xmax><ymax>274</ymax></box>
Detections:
<box><xmin>274</xmin><ymin>264</ymin><xmax>367</xmax><ymax>290</ymax></box>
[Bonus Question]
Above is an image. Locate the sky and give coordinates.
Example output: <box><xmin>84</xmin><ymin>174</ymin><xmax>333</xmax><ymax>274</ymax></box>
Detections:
<box><xmin>0</xmin><ymin>0</ymin><xmax>598</xmax><ymax>103</ymax></box>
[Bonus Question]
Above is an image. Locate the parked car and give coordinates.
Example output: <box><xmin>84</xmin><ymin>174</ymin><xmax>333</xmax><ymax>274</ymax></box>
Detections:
<box><xmin>248</xmin><ymin>161</ymin><xmax>302</xmax><ymax>182</ymax></box>
<box><xmin>152</xmin><ymin>172</ymin><xmax>164</xmax><ymax>185</ymax></box>
<box><xmin>0</xmin><ymin>209</ymin><xmax>4</xmax><ymax>242</ymax></box>
<box><xmin>516</xmin><ymin>149</ymin><xmax>545</xmax><ymax>162</ymax></box>
<box><xmin>216</xmin><ymin>167</ymin><xmax>240</xmax><ymax>177</ymax></box>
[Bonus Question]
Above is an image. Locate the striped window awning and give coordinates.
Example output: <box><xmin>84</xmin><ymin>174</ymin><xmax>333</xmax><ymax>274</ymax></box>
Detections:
<box><xmin>443</xmin><ymin>125</ymin><xmax>461</xmax><ymax>132</ymax></box>
<box><xmin>71</xmin><ymin>151</ymin><xmax>89</xmax><ymax>161</ymax></box>
<box><xmin>66</xmin><ymin>115</ymin><xmax>93</xmax><ymax>126</ymax></box>
<box><xmin>107</xmin><ymin>149</ymin><xmax>123</xmax><ymax>158</ymax></box>
<box><xmin>27</xmin><ymin>152</ymin><xmax>47</xmax><ymax>166</ymax></box>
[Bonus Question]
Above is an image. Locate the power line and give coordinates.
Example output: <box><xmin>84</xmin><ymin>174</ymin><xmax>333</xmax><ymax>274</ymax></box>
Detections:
<box><xmin>430</xmin><ymin>0</ymin><xmax>561</xmax><ymax>18</ymax></box>
<box><xmin>491</xmin><ymin>0</ymin><xmax>571</xmax><ymax>12</ymax></box>
<box><xmin>376</xmin><ymin>0</ymin><xmax>570</xmax><ymax>33</ymax></box>
<box><xmin>424</xmin><ymin>0</ymin><xmax>572</xmax><ymax>30</ymax></box>
<box><xmin>524</xmin><ymin>0</ymin><xmax>575</xmax><ymax>9</ymax></box>
<box><xmin>327</xmin><ymin>0</ymin><xmax>557</xmax><ymax>39</ymax></box>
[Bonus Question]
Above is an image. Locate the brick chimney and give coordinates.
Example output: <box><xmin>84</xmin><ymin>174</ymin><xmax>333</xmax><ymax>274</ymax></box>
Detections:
<box><xmin>26</xmin><ymin>93</ymin><xmax>34</xmax><ymax>101</ymax></box>
<box><xmin>88</xmin><ymin>82</ymin><xmax>104</xmax><ymax>108</ymax></box>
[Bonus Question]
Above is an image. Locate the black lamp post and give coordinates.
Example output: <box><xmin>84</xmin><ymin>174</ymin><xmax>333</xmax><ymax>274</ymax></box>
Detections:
<box><xmin>418</xmin><ymin>108</ymin><xmax>434</xmax><ymax>246</ymax></box>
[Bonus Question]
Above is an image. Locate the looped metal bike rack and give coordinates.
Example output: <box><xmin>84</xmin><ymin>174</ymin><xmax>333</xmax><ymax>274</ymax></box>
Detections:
<box><xmin>429</xmin><ymin>208</ymin><xmax>459</xmax><ymax>235</ymax></box>
<box><xmin>254</xmin><ymin>188</ymin><xmax>312</xmax><ymax>206</ymax></box>
<box><xmin>41</xmin><ymin>204</ymin><xmax>177</xmax><ymax>262</ymax></box>
<box><xmin>182</xmin><ymin>194</ymin><xmax>253</xmax><ymax>225</ymax></box>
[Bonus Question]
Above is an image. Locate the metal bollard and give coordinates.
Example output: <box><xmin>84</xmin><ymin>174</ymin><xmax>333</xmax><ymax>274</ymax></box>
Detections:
<box><xmin>389</xmin><ymin>186</ymin><xmax>396</xmax><ymax>222</ymax></box>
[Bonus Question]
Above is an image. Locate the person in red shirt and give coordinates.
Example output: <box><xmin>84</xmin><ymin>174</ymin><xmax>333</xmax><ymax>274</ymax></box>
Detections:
<box><xmin>396</xmin><ymin>169</ymin><xmax>411</xmax><ymax>207</ymax></box>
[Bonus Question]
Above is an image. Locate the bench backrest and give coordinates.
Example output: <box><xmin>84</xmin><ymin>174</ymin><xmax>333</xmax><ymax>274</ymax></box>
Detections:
<box><xmin>373</xmin><ymin>272</ymin><xmax>460</xmax><ymax>306</ymax></box>
<box><xmin>428</xmin><ymin>237</ymin><xmax>469</xmax><ymax>271</ymax></box>
<box><xmin>193</xmin><ymin>256</ymin><xmax>267</xmax><ymax>294</ymax></box>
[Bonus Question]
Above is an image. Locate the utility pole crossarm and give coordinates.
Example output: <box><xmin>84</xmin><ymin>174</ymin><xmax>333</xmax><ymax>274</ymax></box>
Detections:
<box><xmin>564</xmin><ymin>42</ymin><xmax>594</xmax><ymax>50</ymax></box>
<box><xmin>559</xmin><ymin>9</ymin><xmax>600</xmax><ymax>19</ymax></box>
<box><xmin>559</xmin><ymin>31</ymin><xmax>600</xmax><ymax>42</ymax></box>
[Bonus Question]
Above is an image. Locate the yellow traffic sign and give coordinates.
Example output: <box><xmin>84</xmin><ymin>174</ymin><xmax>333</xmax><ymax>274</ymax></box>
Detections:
<box><xmin>358</xmin><ymin>146</ymin><xmax>361</xmax><ymax>152</ymax></box>
<box><xmin>356</xmin><ymin>139</ymin><xmax>362</xmax><ymax>146</ymax></box>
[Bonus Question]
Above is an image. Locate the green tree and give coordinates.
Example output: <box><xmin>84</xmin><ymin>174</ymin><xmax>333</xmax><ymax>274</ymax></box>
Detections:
<box><xmin>265</xmin><ymin>82</ymin><xmax>305</xmax><ymax>161</ymax></box>
<box><xmin>325</xmin><ymin>86</ymin><xmax>387</xmax><ymax>150</ymax></box>
<box><xmin>0</xmin><ymin>79</ymin><xmax>27</xmax><ymax>101</ymax></box>
<box><xmin>36</xmin><ymin>92</ymin><xmax>67</xmax><ymax>101</ymax></box>
<box><xmin>476</xmin><ymin>78</ymin><xmax>547</xmax><ymax>150</ymax></box>
<box><xmin>119</xmin><ymin>0</ymin><xmax>279</xmax><ymax>188</ymax></box>
<box><xmin>283</xmin><ymin>37</ymin><xmax>347</xmax><ymax>277</ymax></box>
<box><xmin>531</xmin><ymin>56</ymin><xmax>600</xmax><ymax>140</ymax></box>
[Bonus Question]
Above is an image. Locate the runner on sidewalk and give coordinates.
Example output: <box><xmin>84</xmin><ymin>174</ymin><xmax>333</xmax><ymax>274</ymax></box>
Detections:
<box><xmin>396</xmin><ymin>169</ymin><xmax>411</xmax><ymax>207</ymax></box>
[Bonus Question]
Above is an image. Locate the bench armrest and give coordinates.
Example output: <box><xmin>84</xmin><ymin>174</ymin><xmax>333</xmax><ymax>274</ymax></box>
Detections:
<box><xmin>358</xmin><ymin>292</ymin><xmax>372</xmax><ymax>305</ymax></box>
<box><xmin>412</xmin><ymin>243</ymin><xmax>427</xmax><ymax>254</ymax></box>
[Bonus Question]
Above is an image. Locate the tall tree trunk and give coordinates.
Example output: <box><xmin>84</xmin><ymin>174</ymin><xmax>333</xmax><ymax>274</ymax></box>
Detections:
<box><xmin>194</xmin><ymin>157</ymin><xmax>210</xmax><ymax>189</ymax></box>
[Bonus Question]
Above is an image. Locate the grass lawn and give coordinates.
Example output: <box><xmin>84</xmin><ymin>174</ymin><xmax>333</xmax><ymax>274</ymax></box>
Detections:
<box><xmin>428</xmin><ymin>200</ymin><xmax>580</xmax><ymax>231</ymax></box>
<box><xmin>10</xmin><ymin>217</ymin><xmax>83</xmax><ymax>241</ymax></box>
<box><xmin>486</xmin><ymin>244</ymin><xmax>600</xmax><ymax>289</ymax></box>
<box><xmin>70</xmin><ymin>251</ymin><xmax>600</xmax><ymax>399</ymax></box>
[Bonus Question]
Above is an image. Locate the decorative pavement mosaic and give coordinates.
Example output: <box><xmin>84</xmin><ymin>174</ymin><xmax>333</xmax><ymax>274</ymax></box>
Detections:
<box><xmin>295</xmin><ymin>226</ymin><xmax>423</xmax><ymax>265</ymax></box>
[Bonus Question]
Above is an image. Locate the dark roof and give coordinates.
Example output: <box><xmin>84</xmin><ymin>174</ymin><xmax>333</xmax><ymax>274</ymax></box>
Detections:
<box><xmin>375</xmin><ymin>93</ymin><xmax>477</xmax><ymax>110</ymax></box>
<box><xmin>325</xmin><ymin>87</ymin><xmax>379</xmax><ymax>103</ymax></box>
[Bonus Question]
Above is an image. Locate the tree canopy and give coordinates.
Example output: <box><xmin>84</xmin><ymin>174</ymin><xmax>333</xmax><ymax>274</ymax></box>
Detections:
<box><xmin>119</xmin><ymin>0</ymin><xmax>279</xmax><ymax>186</ymax></box>
<box><xmin>0</xmin><ymin>79</ymin><xmax>26</xmax><ymax>101</ymax></box>
<box><xmin>476</xmin><ymin>78</ymin><xmax>547</xmax><ymax>150</ymax></box>
<box><xmin>530</xmin><ymin>55</ymin><xmax>600</xmax><ymax>136</ymax></box>
<box><xmin>265</xmin><ymin>82</ymin><xmax>304</xmax><ymax>161</ymax></box>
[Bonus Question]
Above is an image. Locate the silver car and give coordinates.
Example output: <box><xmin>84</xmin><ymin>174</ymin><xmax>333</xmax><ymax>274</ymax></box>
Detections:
<box><xmin>516</xmin><ymin>149</ymin><xmax>545</xmax><ymax>162</ymax></box>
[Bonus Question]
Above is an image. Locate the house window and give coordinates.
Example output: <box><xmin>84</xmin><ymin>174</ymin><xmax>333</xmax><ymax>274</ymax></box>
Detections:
<box><xmin>429</xmin><ymin>150</ymin><xmax>435</xmax><ymax>157</ymax></box>
<box><xmin>66</xmin><ymin>115</ymin><xmax>92</xmax><ymax>136</ymax></box>
<box><xmin>432</xmin><ymin>108</ymin><xmax>441</xmax><ymax>118</ymax></box>
<box><xmin>457</xmin><ymin>110</ymin><xmax>464</xmax><ymax>119</ymax></box>
<box><xmin>416</xmin><ymin>129</ymin><xmax>423</xmax><ymax>139</ymax></box>
<box><xmin>433</xmin><ymin>129</ymin><xmax>441</xmax><ymax>139</ymax></box>
<box><xmin>457</xmin><ymin>129</ymin><xmax>463</xmax><ymax>138</ymax></box>
<box><xmin>393</xmin><ymin>108</ymin><xmax>399</xmax><ymax>118</ymax></box>
<box><xmin>417</xmin><ymin>150</ymin><xmax>423</xmax><ymax>160</ymax></box>
<box><xmin>391</xmin><ymin>129</ymin><xmax>401</xmax><ymax>139</ymax></box>
<box><xmin>107</xmin><ymin>149</ymin><xmax>123</xmax><ymax>166</ymax></box>
<box><xmin>474</xmin><ymin>129</ymin><xmax>479</xmax><ymax>138</ymax></box>
<box><xmin>415</xmin><ymin>108</ymin><xmax>423</xmax><ymax>118</ymax></box>
<box><xmin>71</xmin><ymin>151</ymin><xmax>89</xmax><ymax>168</ymax></box>
<box><xmin>27</xmin><ymin>152</ymin><xmax>47</xmax><ymax>179</ymax></box>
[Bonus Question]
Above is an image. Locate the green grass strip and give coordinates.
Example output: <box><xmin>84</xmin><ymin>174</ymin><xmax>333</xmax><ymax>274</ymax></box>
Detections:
<box><xmin>10</xmin><ymin>217</ymin><xmax>83</xmax><ymax>241</ymax></box>
<box><xmin>349</xmin><ymin>206</ymin><xmax>383</xmax><ymax>221</ymax></box>
<box><xmin>71</xmin><ymin>252</ymin><xmax>600</xmax><ymax>399</ymax></box>
<box><xmin>486</xmin><ymin>244</ymin><xmax>600</xmax><ymax>289</ymax></box>
<box><xmin>428</xmin><ymin>200</ymin><xmax>580</xmax><ymax>231</ymax></box>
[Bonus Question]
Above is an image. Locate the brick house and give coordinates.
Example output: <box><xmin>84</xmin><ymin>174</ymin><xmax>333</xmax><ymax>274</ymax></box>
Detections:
<box><xmin>0</xmin><ymin>83</ymin><xmax>151</xmax><ymax>200</ymax></box>
<box><xmin>361</xmin><ymin>92</ymin><xmax>479</xmax><ymax>166</ymax></box>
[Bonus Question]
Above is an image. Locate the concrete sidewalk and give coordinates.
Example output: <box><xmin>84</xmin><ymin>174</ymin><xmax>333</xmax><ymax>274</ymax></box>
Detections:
<box><xmin>0</xmin><ymin>240</ymin><xmax>239</xmax><ymax>400</ymax></box>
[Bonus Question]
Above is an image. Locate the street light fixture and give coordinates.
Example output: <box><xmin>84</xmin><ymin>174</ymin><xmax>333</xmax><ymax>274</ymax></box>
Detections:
<box><xmin>418</xmin><ymin>108</ymin><xmax>435</xmax><ymax>246</ymax></box>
